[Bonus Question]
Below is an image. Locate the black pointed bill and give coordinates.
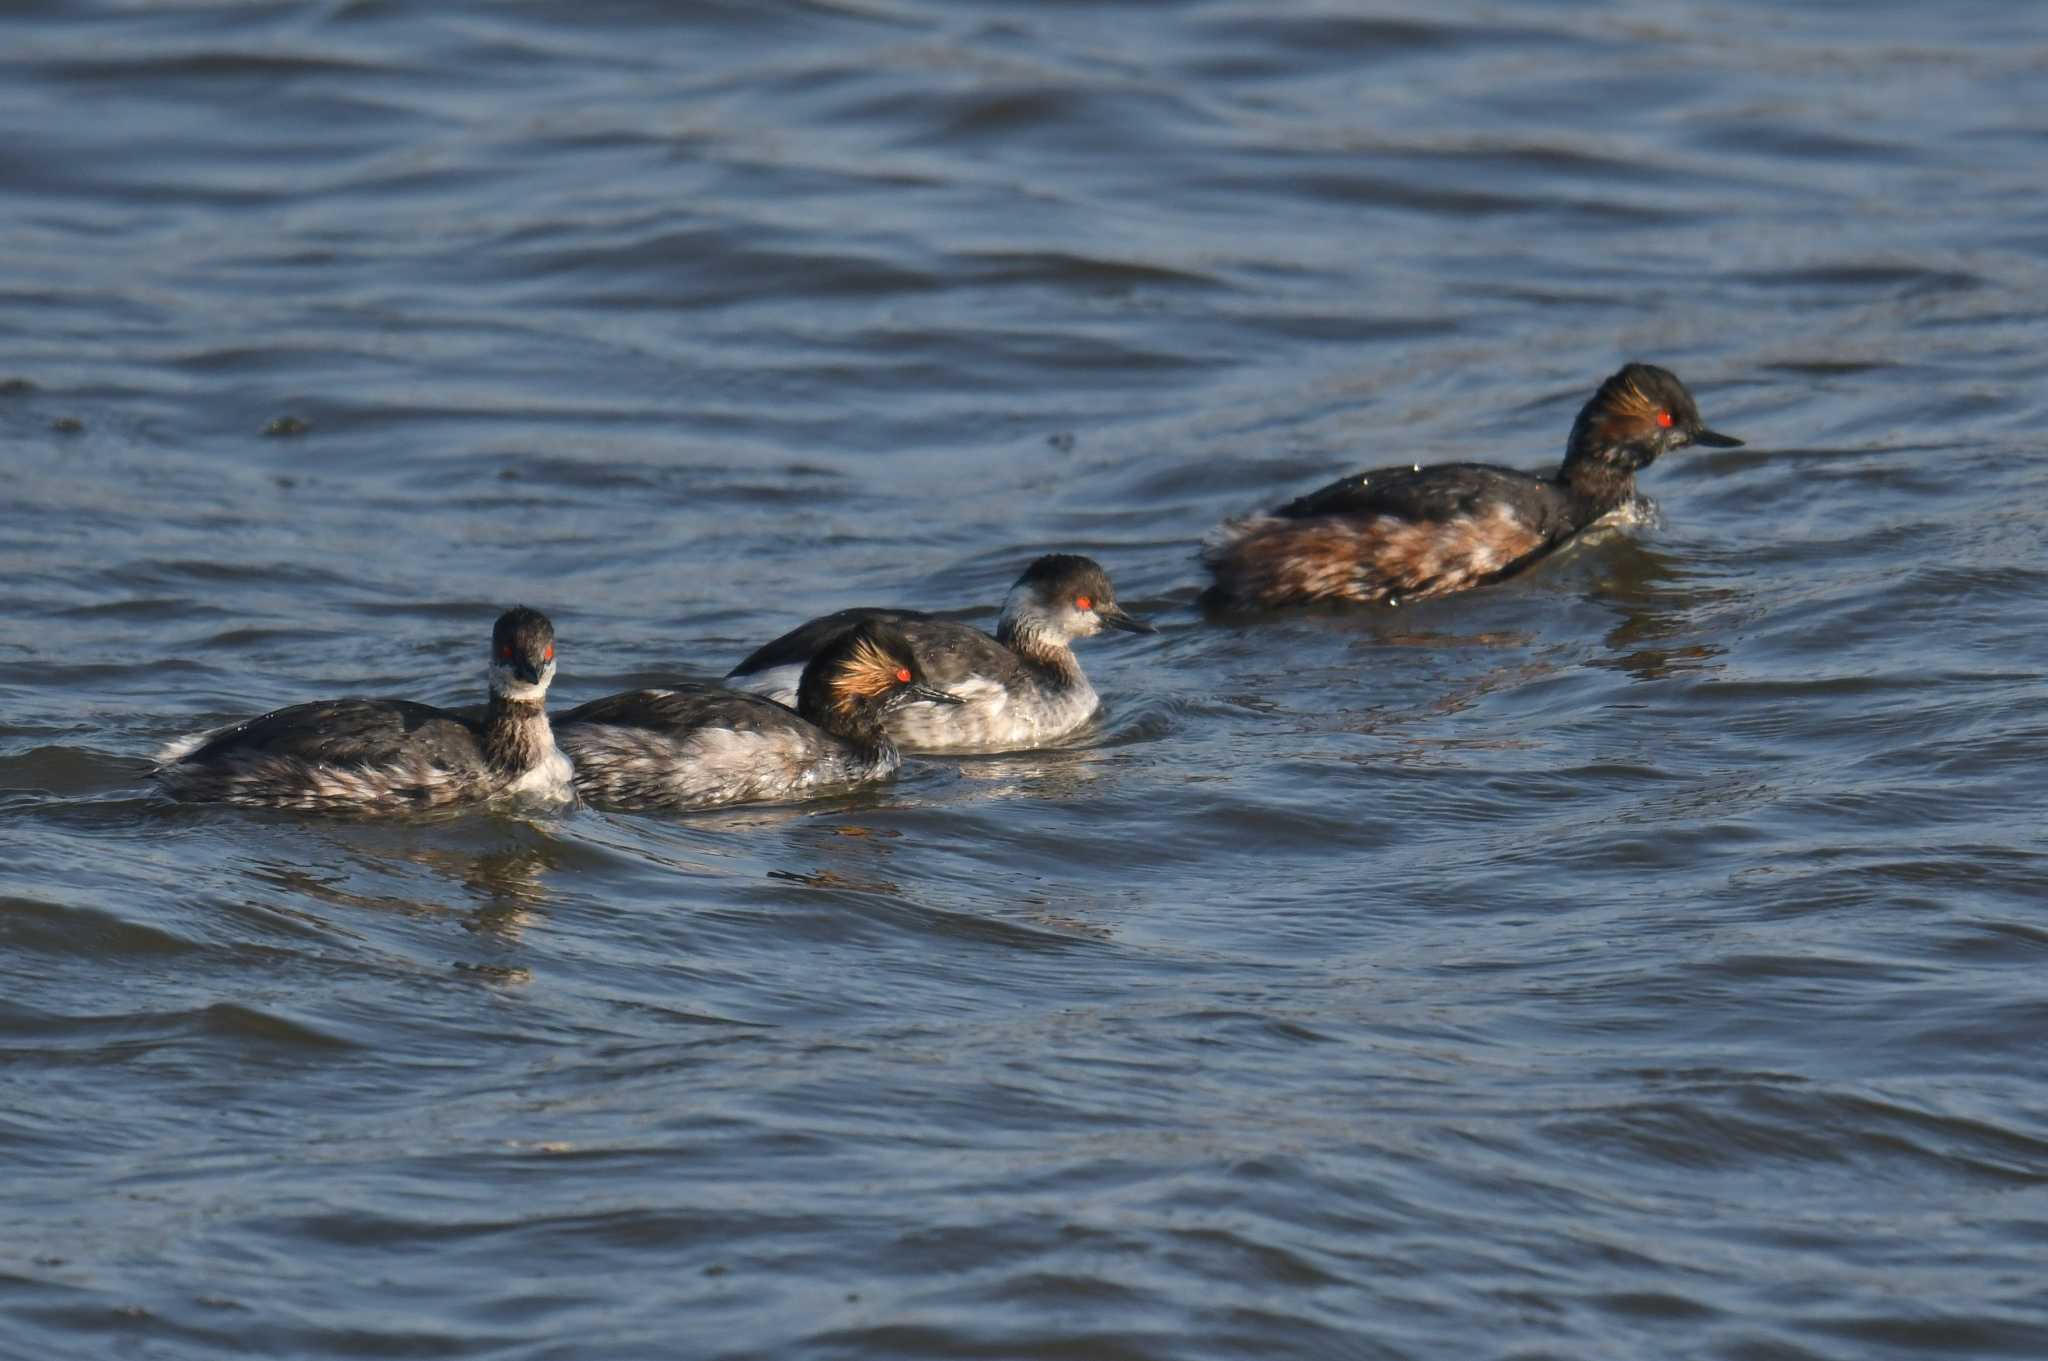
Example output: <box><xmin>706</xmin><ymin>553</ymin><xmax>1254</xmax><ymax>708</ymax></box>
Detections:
<box><xmin>908</xmin><ymin>682</ymin><xmax>967</xmax><ymax>706</ymax></box>
<box><xmin>1097</xmin><ymin>603</ymin><xmax>1156</xmax><ymax>635</ymax></box>
<box><xmin>1691</xmin><ymin>427</ymin><xmax>1744</xmax><ymax>448</ymax></box>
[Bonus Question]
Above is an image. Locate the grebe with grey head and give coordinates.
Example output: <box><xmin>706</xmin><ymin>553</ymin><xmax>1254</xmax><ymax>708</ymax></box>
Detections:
<box><xmin>725</xmin><ymin>554</ymin><xmax>1154</xmax><ymax>754</ymax></box>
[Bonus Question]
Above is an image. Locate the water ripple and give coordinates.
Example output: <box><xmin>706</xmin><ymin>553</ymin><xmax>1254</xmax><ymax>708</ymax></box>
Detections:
<box><xmin>4</xmin><ymin>1</ymin><xmax>2048</xmax><ymax>1358</ymax></box>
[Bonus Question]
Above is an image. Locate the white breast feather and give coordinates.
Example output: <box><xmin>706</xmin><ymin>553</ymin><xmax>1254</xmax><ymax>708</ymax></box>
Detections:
<box><xmin>886</xmin><ymin>670</ymin><xmax>1098</xmax><ymax>753</ymax></box>
<box><xmin>499</xmin><ymin>745</ymin><xmax>576</xmax><ymax>803</ymax></box>
<box><xmin>155</xmin><ymin>726</ymin><xmax>229</xmax><ymax>764</ymax></box>
<box><xmin>725</xmin><ymin>665</ymin><xmax>802</xmax><ymax>708</ymax></box>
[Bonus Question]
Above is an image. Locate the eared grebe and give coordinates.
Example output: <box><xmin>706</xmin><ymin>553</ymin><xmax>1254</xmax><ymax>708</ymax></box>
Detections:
<box><xmin>156</xmin><ymin>607</ymin><xmax>573</xmax><ymax>812</ymax></box>
<box><xmin>724</xmin><ymin>554</ymin><xmax>1154</xmax><ymax>754</ymax></box>
<box><xmin>558</xmin><ymin>620</ymin><xmax>961</xmax><ymax>811</ymax></box>
<box><xmin>1201</xmin><ymin>363</ymin><xmax>1743</xmax><ymax>609</ymax></box>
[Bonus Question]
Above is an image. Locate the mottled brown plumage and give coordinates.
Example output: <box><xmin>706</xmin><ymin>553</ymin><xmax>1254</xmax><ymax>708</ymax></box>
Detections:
<box><xmin>1212</xmin><ymin>503</ymin><xmax>1549</xmax><ymax>607</ymax></box>
<box><xmin>1203</xmin><ymin>363</ymin><xmax>1741</xmax><ymax>610</ymax></box>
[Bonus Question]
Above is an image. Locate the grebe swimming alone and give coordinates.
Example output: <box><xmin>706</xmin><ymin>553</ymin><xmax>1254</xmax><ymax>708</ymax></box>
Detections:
<box><xmin>156</xmin><ymin>606</ymin><xmax>573</xmax><ymax>812</ymax></box>
<box><xmin>558</xmin><ymin>619</ymin><xmax>960</xmax><ymax>811</ymax></box>
<box><xmin>725</xmin><ymin>554</ymin><xmax>1153</xmax><ymax>754</ymax></box>
<box><xmin>1201</xmin><ymin>363</ymin><xmax>1743</xmax><ymax>610</ymax></box>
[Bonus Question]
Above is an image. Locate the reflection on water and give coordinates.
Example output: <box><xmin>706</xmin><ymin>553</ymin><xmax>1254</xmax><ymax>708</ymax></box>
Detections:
<box><xmin>767</xmin><ymin>819</ymin><xmax>906</xmax><ymax>896</ymax></box>
<box><xmin>940</xmin><ymin>741</ymin><xmax>1115</xmax><ymax>803</ymax></box>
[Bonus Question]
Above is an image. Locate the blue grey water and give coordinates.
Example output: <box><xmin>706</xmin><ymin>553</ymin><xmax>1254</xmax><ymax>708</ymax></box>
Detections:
<box><xmin>3</xmin><ymin>2</ymin><xmax>2046</xmax><ymax>1357</ymax></box>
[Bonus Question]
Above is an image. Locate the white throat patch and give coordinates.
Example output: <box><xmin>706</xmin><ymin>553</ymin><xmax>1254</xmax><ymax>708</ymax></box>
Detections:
<box><xmin>488</xmin><ymin>660</ymin><xmax>555</xmax><ymax>704</ymax></box>
<box><xmin>999</xmin><ymin>584</ymin><xmax>1081</xmax><ymax>644</ymax></box>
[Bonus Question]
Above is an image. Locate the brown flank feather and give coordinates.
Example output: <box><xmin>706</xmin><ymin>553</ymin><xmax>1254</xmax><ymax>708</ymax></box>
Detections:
<box><xmin>1215</xmin><ymin>504</ymin><xmax>1547</xmax><ymax>607</ymax></box>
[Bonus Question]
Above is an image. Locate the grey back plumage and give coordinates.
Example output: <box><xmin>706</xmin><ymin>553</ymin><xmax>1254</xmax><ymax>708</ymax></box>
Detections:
<box><xmin>157</xmin><ymin>606</ymin><xmax>573</xmax><ymax>812</ymax></box>
<box><xmin>182</xmin><ymin>698</ymin><xmax>492</xmax><ymax>772</ymax></box>
<box><xmin>559</xmin><ymin>621</ymin><xmax>942</xmax><ymax>812</ymax></box>
<box><xmin>1269</xmin><ymin>463</ymin><xmax>1579</xmax><ymax>538</ymax></box>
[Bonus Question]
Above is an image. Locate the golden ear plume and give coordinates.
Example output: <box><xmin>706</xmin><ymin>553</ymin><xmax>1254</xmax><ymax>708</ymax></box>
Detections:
<box><xmin>831</xmin><ymin>633</ymin><xmax>906</xmax><ymax>713</ymax></box>
<box><xmin>1604</xmin><ymin>378</ymin><xmax>1660</xmax><ymax>425</ymax></box>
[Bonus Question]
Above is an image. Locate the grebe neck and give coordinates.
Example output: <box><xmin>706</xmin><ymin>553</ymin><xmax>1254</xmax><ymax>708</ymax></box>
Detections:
<box><xmin>1558</xmin><ymin>460</ymin><xmax>1638</xmax><ymax>520</ymax></box>
<box><xmin>993</xmin><ymin>615</ymin><xmax>1084</xmax><ymax>686</ymax></box>
<box><xmin>483</xmin><ymin>695</ymin><xmax>556</xmax><ymax>775</ymax></box>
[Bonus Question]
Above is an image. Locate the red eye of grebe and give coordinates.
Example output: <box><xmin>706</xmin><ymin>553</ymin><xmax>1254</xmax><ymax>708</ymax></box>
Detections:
<box><xmin>498</xmin><ymin>646</ymin><xmax>513</xmax><ymax>659</ymax></box>
<box><xmin>543</xmin><ymin>644</ymin><xmax>554</xmax><ymax>661</ymax></box>
<box><xmin>895</xmin><ymin>667</ymin><xmax>912</xmax><ymax>684</ymax></box>
<box><xmin>1075</xmin><ymin>595</ymin><xmax>1092</xmax><ymax>611</ymax></box>
<box><xmin>1655</xmin><ymin>410</ymin><xmax>1673</xmax><ymax>428</ymax></box>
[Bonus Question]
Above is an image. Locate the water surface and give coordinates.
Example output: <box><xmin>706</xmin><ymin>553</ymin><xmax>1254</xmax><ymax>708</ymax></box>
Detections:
<box><xmin>4</xmin><ymin>2</ymin><xmax>2048</xmax><ymax>1358</ymax></box>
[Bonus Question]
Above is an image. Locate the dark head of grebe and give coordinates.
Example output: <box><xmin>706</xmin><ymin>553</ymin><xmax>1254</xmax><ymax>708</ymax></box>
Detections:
<box><xmin>997</xmin><ymin>554</ymin><xmax>1155</xmax><ymax>656</ymax></box>
<box><xmin>1559</xmin><ymin>362</ymin><xmax>1743</xmax><ymax>505</ymax></box>
<box><xmin>487</xmin><ymin>605</ymin><xmax>559</xmax><ymax>705</ymax></box>
<box><xmin>480</xmin><ymin>605</ymin><xmax>563</xmax><ymax>776</ymax></box>
<box><xmin>796</xmin><ymin>619</ymin><xmax>963</xmax><ymax>744</ymax></box>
